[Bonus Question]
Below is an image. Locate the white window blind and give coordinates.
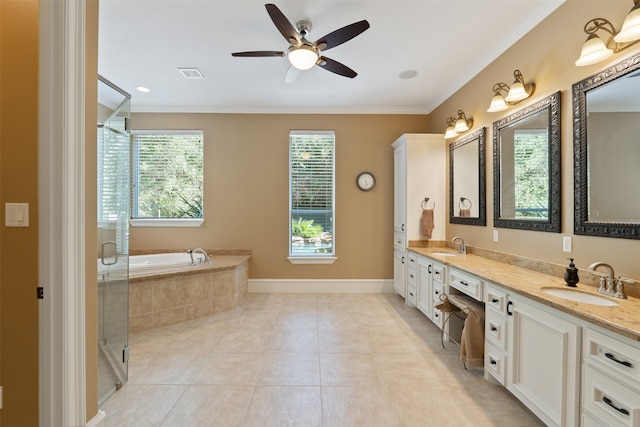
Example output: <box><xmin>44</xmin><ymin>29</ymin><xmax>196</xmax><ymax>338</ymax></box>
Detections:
<box><xmin>289</xmin><ymin>130</ymin><xmax>335</xmax><ymax>258</ymax></box>
<box><xmin>131</xmin><ymin>131</ymin><xmax>204</xmax><ymax>219</ymax></box>
<box><xmin>98</xmin><ymin>124</ymin><xmax>130</xmax><ymax>224</ymax></box>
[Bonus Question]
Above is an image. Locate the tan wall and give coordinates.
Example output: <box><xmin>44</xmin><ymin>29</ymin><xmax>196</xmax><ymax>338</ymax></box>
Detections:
<box><xmin>130</xmin><ymin>114</ymin><xmax>430</xmax><ymax>279</ymax></box>
<box><xmin>86</xmin><ymin>0</ymin><xmax>99</xmax><ymax>420</ymax></box>
<box><xmin>0</xmin><ymin>0</ymin><xmax>40</xmax><ymax>425</ymax></box>
<box><xmin>428</xmin><ymin>0</ymin><xmax>640</xmax><ymax>280</ymax></box>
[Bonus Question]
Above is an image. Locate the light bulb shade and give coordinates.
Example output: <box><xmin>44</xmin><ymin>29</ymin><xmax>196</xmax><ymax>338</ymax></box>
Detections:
<box><xmin>487</xmin><ymin>94</ymin><xmax>509</xmax><ymax>112</ymax></box>
<box><xmin>505</xmin><ymin>82</ymin><xmax>529</xmax><ymax>102</ymax></box>
<box><xmin>575</xmin><ymin>34</ymin><xmax>613</xmax><ymax>66</ymax></box>
<box><xmin>454</xmin><ymin>118</ymin><xmax>469</xmax><ymax>133</ymax></box>
<box><xmin>444</xmin><ymin>126</ymin><xmax>458</xmax><ymax>139</ymax></box>
<box><xmin>288</xmin><ymin>45</ymin><xmax>319</xmax><ymax>70</ymax></box>
<box><xmin>614</xmin><ymin>3</ymin><xmax>640</xmax><ymax>42</ymax></box>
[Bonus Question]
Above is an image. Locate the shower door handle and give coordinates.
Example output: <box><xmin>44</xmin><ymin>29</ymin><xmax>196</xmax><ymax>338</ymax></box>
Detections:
<box><xmin>101</xmin><ymin>241</ymin><xmax>118</xmax><ymax>266</ymax></box>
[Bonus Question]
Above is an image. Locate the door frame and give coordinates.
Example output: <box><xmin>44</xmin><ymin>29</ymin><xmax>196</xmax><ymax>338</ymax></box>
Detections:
<box><xmin>38</xmin><ymin>0</ymin><xmax>92</xmax><ymax>425</ymax></box>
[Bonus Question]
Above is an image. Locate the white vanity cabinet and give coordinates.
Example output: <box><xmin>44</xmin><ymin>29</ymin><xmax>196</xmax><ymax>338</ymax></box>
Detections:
<box><xmin>416</xmin><ymin>255</ymin><xmax>445</xmax><ymax>324</ymax></box>
<box><xmin>392</xmin><ymin>134</ymin><xmax>445</xmax><ymax>304</ymax></box>
<box><xmin>484</xmin><ymin>284</ymin><xmax>508</xmax><ymax>385</ymax></box>
<box><xmin>406</xmin><ymin>252</ymin><xmax>417</xmax><ymax>307</ymax></box>
<box><xmin>393</xmin><ymin>248</ymin><xmax>406</xmax><ymax>298</ymax></box>
<box><xmin>581</xmin><ymin>327</ymin><xmax>640</xmax><ymax>427</ymax></box>
<box><xmin>506</xmin><ymin>292</ymin><xmax>580</xmax><ymax>427</ymax></box>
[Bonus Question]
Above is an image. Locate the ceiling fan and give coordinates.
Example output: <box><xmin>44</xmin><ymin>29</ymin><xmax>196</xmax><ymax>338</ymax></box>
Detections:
<box><xmin>231</xmin><ymin>3</ymin><xmax>370</xmax><ymax>81</ymax></box>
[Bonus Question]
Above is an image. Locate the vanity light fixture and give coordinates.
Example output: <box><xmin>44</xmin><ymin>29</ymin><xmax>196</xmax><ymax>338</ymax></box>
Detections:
<box><xmin>444</xmin><ymin>110</ymin><xmax>473</xmax><ymax>139</ymax></box>
<box><xmin>575</xmin><ymin>1</ymin><xmax>640</xmax><ymax>67</ymax></box>
<box><xmin>444</xmin><ymin>117</ymin><xmax>458</xmax><ymax>139</ymax></box>
<box><xmin>486</xmin><ymin>70</ymin><xmax>535</xmax><ymax>112</ymax></box>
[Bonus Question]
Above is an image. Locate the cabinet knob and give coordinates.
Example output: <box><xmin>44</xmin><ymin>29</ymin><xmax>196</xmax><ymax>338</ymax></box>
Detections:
<box><xmin>491</xmin><ymin>298</ymin><xmax>499</xmax><ymax>304</ymax></box>
<box><xmin>490</xmin><ymin>359</ymin><xmax>497</xmax><ymax>366</ymax></box>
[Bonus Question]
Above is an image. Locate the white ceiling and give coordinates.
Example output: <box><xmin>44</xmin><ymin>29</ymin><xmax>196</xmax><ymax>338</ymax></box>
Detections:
<box><xmin>98</xmin><ymin>0</ymin><xmax>565</xmax><ymax>114</ymax></box>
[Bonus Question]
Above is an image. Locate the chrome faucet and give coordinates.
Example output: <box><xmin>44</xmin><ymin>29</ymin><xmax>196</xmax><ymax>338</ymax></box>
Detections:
<box><xmin>190</xmin><ymin>248</ymin><xmax>211</xmax><ymax>264</ymax></box>
<box><xmin>587</xmin><ymin>262</ymin><xmax>628</xmax><ymax>299</ymax></box>
<box><xmin>452</xmin><ymin>236</ymin><xmax>467</xmax><ymax>255</ymax></box>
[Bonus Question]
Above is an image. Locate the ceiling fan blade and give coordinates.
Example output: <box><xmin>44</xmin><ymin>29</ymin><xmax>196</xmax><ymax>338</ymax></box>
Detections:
<box><xmin>315</xmin><ymin>20</ymin><xmax>370</xmax><ymax>51</ymax></box>
<box><xmin>265</xmin><ymin>3</ymin><xmax>300</xmax><ymax>45</ymax></box>
<box><xmin>231</xmin><ymin>51</ymin><xmax>285</xmax><ymax>57</ymax></box>
<box><xmin>317</xmin><ymin>57</ymin><xmax>357</xmax><ymax>78</ymax></box>
<box><xmin>285</xmin><ymin>66</ymin><xmax>301</xmax><ymax>83</ymax></box>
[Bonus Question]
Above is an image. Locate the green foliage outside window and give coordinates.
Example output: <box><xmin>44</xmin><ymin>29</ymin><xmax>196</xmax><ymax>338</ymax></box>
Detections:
<box><xmin>132</xmin><ymin>132</ymin><xmax>204</xmax><ymax>219</ymax></box>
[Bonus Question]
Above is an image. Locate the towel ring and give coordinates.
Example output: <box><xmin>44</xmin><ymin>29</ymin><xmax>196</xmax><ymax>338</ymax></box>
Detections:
<box><xmin>421</xmin><ymin>197</ymin><xmax>435</xmax><ymax>210</ymax></box>
<box><xmin>458</xmin><ymin>197</ymin><xmax>472</xmax><ymax>210</ymax></box>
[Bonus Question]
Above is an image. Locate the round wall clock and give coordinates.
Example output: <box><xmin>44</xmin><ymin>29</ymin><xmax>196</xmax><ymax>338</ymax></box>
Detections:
<box><xmin>356</xmin><ymin>171</ymin><xmax>376</xmax><ymax>191</ymax></box>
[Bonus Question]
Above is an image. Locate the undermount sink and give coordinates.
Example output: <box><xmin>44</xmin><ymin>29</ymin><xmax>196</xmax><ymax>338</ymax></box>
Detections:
<box><xmin>541</xmin><ymin>287</ymin><xmax>618</xmax><ymax>306</ymax></box>
<box><xmin>431</xmin><ymin>252</ymin><xmax>458</xmax><ymax>257</ymax></box>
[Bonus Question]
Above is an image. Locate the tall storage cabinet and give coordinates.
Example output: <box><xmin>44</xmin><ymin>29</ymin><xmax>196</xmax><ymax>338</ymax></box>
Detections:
<box><xmin>392</xmin><ymin>134</ymin><xmax>445</xmax><ymax>299</ymax></box>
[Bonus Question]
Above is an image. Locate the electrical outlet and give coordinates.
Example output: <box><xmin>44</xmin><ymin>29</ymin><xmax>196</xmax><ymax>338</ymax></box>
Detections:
<box><xmin>493</xmin><ymin>229</ymin><xmax>499</xmax><ymax>242</ymax></box>
<box><xmin>563</xmin><ymin>236</ymin><xmax>572</xmax><ymax>253</ymax></box>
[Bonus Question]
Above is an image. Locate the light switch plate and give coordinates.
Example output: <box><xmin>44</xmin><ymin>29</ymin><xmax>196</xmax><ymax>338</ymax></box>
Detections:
<box><xmin>493</xmin><ymin>229</ymin><xmax>499</xmax><ymax>242</ymax></box>
<box><xmin>562</xmin><ymin>236</ymin><xmax>572</xmax><ymax>253</ymax></box>
<box><xmin>5</xmin><ymin>203</ymin><xmax>29</xmax><ymax>227</ymax></box>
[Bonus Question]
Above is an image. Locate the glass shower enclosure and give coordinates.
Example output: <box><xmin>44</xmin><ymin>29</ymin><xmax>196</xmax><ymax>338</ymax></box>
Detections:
<box><xmin>97</xmin><ymin>76</ymin><xmax>131</xmax><ymax>404</ymax></box>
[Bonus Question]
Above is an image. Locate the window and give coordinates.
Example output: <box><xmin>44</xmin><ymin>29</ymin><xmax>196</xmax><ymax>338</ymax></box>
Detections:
<box><xmin>289</xmin><ymin>130</ymin><xmax>336</xmax><ymax>263</ymax></box>
<box><xmin>131</xmin><ymin>130</ymin><xmax>204</xmax><ymax>225</ymax></box>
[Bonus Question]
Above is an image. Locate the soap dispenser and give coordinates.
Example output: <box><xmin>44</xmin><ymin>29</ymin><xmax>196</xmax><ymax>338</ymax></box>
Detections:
<box><xmin>564</xmin><ymin>258</ymin><xmax>579</xmax><ymax>287</ymax></box>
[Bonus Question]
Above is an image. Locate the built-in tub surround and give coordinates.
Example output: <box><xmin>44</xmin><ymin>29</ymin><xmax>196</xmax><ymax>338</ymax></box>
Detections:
<box><xmin>409</xmin><ymin>245</ymin><xmax>640</xmax><ymax>341</ymax></box>
<box><xmin>128</xmin><ymin>249</ymin><xmax>250</xmax><ymax>332</ymax></box>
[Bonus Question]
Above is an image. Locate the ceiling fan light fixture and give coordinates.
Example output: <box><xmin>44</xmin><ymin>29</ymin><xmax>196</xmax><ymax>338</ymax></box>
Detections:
<box><xmin>288</xmin><ymin>45</ymin><xmax>319</xmax><ymax>70</ymax></box>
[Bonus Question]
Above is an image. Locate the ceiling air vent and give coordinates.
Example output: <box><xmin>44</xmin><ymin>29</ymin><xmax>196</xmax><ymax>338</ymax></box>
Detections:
<box><xmin>178</xmin><ymin>68</ymin><xmax>204</xmax><ymax>79</ymax></box>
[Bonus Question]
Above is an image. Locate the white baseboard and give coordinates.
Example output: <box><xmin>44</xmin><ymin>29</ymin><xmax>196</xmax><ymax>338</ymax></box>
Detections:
<box><xmin>87</xmin><ymin>410</ymin><xmax>106</xmax><ymax>427</ymax></box>
<box><xmin>248</xmin><ymin>279</ymin><xmax>394</xmax><ymax>294</ymax></box>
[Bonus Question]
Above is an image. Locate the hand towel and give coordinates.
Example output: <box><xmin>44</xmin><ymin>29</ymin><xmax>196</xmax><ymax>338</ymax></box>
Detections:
<box><xmin>459</xmin><ymin>209</ymin><xmax>471</xmax><ymax>217</ymax></box>
<box><xmin>460</xmin><ymin>304</ymin><xmax>485</xmax><ymax>369</ymax></box>
<box><xmin>421</xmin><ymin>209</ymin><xmax>434</xmax><ymax>239</ymax></box>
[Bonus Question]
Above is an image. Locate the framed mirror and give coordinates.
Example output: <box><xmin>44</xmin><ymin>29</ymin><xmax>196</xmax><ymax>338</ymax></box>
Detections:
<box><xmin>449</xmin><ymin>127</ymin><xmax>486</xmax><ymax>226</ymax></box>
<box><xmin>493</xmin><ymin>91</ymin><xmax>561</xmax><ymax>232</ymax></box>
<box><xmin>573</xmin><ymin>53</ymin><xmax>640</xmax><ymax>239</ymax></box>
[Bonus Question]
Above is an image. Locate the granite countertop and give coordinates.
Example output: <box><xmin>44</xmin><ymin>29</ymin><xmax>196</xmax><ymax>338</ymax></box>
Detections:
<box><xmin>408</xmin><ymin>247</ymin><xmax>640</xmax><ymax>342</ymax></box>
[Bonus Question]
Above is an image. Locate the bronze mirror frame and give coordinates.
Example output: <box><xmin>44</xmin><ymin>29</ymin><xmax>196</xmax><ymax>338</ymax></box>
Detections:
<box><xmin>573</xmin><ymin>53</ymin><xmax>640</xmax><ymax>239</ymax></box>
<box><xmin>493</xmin><ymin>91</ymin><xmax>561</xmax><ymax>232</ymax></box>
<box><xmin>449</xmin><ymin>127</ymin><xmax>486</xmax><ymax>226</ymax></box>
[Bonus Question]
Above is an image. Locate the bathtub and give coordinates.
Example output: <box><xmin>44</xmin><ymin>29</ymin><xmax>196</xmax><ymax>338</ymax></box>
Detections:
<box><xmin>129</xmin><ymin>251</ymin><xmax>207</xmax><ymax>272</ymax></box>
<box><xmin>126</xmin><ymin>250</ymin><xmax>251</xmax><ymax>332</ymax></box>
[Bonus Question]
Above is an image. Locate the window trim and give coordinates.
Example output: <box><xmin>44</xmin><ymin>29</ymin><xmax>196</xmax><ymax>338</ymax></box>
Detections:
<box><xmin>288</xmin><ymin>130</ymin><xmax>336</xmax><ymax>264</ymax></box>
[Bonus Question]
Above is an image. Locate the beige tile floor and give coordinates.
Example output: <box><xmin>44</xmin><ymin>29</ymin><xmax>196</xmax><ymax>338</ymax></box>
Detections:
<box><xmin>100</xmin><ymin>293</ymin><xmax>544</xmax><ymax>426</ymax></box>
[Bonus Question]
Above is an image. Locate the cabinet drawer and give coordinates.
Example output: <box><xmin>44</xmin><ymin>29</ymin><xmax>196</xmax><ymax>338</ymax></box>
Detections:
<box><xmin>432</xmin><ymin>263</ymin><xmax>445</xmax><ymax>284</ymax></box>
<box><xmin>449</xmin><ymin>268</ymin><xmax>483</xmax><ymax>301</ymax></box>
<box><xmin>582</xmin><ymin>365</ymin><xmax>640</xmax><ymax>427</ymax></box>
<box><xmin>485</xmin><ymin>309</ymin><xmax>507</xmax><ymax>351</ymax></box>
<box><xmin>485</xmin><ymin>285</ymin><xmax>507</xmax><ymax>314</ymax></box>
<box><xmin>394</xmin><ymin>232</ymin><xmax>406</xmax><ymax>251</ymax></box>
<box><xmin>407</xmin><ymin>266</ymin><xmax>417</xmax><ymax>286</ymax></box>
<box><xmin>432</xmin><ymin>281</ymin><xmax>444</xmax><ymax>304</ymax></box>
<box><xmin>406</xmin><ymin>284</ymin><xmax>417</xmax><ymax>306</ymax></box>
<box><xmin>407</xmin><ymin>253</ymin><xmax>417</xmax><ymax>271</ymax></box>
<box><xmin>431</xmin><ymin>307</ymin><xmax>443</xmax><ymax>329</ymax></box>
<box><xmin>584</xmin><ymin>328</ymin><xmax>640</xmax><ymax>388</ymax></box>
<box><xmin>485</xmin><ymin>343</ymin><xmax>506</xmax><ymax>385</ymax></box>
